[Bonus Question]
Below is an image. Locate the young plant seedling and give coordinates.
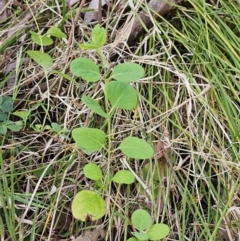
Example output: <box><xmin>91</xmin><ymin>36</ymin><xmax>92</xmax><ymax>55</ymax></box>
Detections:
<box><xmin>70</xmin><ymin>25</ymin><xmax>155</xmax><ymax>223</ymax></box>
<box><xmin>83</xmin><ymin>163</ymin><xmax>135</xmax><ymax>186</ymax></box>
<box><xmin>0</xmin><ymin>96</ymin><xmax>23</xmax><ymax>135</ymax></box>
<box><xmin>27</xmin><ymin>26</ymin><xmax>66</xmax><ymax>71</ymax></box>
<box><xmin>127</xmin><ymin>209</ymin><xmax>170</xmax><ymax>241</ymax></box>
<box><xmin>27</xmin><ymin>26</ymin><xmax>71</xmax><ymax>127</ymax></box>
<box><xmin>30</xmin><ymin>26</ymin><xmax>66</xmax><ymax>47</ymax></box>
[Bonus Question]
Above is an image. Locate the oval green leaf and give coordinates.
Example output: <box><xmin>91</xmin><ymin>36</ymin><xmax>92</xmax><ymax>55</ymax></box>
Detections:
<box><xmin>47</xmin><ymin>26</ymin><xmax>67</xmax><ymax>38</ymax></box>
<box><xmin>30</xmin><ymin>31</ymin><xmax>53</xmax><ymax>46</ymax></box>
<box><xmin>106</xmin><ymin>81</ymin><xmax>138</xmax><ymax>110</ymax></box>
<box><xmin>131</xmin><ymin>209</ymin><xmax>152</xmax><ymax>231</ymax></box>
<box><xmin>83</xmin><ymin>163</ymin><xmax>103</xmax><ymax>180</ymax></box>
<box><xmin>1</xmin><ymin>96</ymin><xmax>13</xmax><ymax>112</ymax></box>
<box><xmin>27</xmin><ymin>50</ymin><xmax>53</xmax><ymax>70</ymax></box>
<box><xmin>7</xmin><ymin>123</ymin><xmax>22</xmax><ymax>132</ymax></box>
<box><xmin>147</xmin><ymin>223</ymin><xmax>170</xmax><ymax>240</ymax></box>
<box><xmin>70</xmin><ymin>58</ymin><xmax>100</xmax><ymax>82</ymax></box>
<box><xmin>0</xmin><ymin>113</ymin><xmax>7</xmax><ymax>121</ymax></box>
<box><xmin>72</xmin><ymin>127</ymin><xmax>105</xmax><ymax>151</ymax></box>
<box><xmin>71</xmin><ymin>190</ymin><xmax>106</xmax><ymax>221</ymax></box>
<box><xmin>82</xmin><ymin>96</ymin><xmax>108</xmax><ymax>118</ymax></box>
<box><xmin>112</xmin><ymin>170</ymin><xmax>135</xmax><ymax>184</ymax></box>
<box><xmin>0</xmin><ymin>125</ymin><xmax>7</xmax><ymax>135</ymax></box>
<box><xmin>111</xmin><ymin>62</ymin><xmax>144</xmax><ymax>82</ymax></box>
<box><xmin>119</xmin><ymin>137</ymin><xmax>154</xmax><ymax>159</ymax></box>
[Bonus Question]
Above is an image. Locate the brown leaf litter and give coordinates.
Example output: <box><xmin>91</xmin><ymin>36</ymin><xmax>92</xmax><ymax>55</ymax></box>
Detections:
<box><xmin>72</xmin><ymin>228</ymin><xmax>105</xmax><ymax>241</ymax></box>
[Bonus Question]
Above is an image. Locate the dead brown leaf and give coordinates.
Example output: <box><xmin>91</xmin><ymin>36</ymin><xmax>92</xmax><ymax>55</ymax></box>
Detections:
<box><xmin>73</xmin><ymin>228</ymin><xmax>105</xmax><ymax>241</ymax></box>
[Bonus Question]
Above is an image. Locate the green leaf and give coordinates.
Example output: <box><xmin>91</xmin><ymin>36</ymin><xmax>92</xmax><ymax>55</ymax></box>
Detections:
<box><xmin>111</xmin><ymin>62</ymin><xmax>145</xmax><ymax>82</ymax></box>
<box><xmin>112</xmin><ymin>170</ymin><xmax>135</xmax><ymax>184</ymax></box>
<box><xmin>147</xmin><ymin>223</ymin><xmax>170</xmax><ymax>240</ymax></box>
<box><xmin>127</xmin><ymin>238</ymin><xmax>139</xmax><ymax>241</ymax></box>
<box><xmin>82</xmin><ymin>96</ymin><xmax>108</xmax><ymax>118</ymax></box>
<box><xmin>80</xmin><ymin>42</ymin><xmax>100</xmax><ymax>50</ymax></box>
<box><xmin>91</xmin><ymin>24</ymin><xmax>106</xmax><ymax>47</ymax></box>
<box><xmin>7</xmin><ymin>123</ymin><xmax>22</xmax><ymax>132</ymax></box>
<box><xmin>0</xmin><ymin>125</ymin><xmax>7</xmax><ymax>135</ymax></box>
<box><xmin>119</xmin><ymin>137</ymin><xmax>154</xmax><ymax>159</ymax></box>
<box><xmin>51</xmin><ymin>123</ymin><xmax>62</xmax><ymax>133</ymax></box>
<box><xmin>46</xmin><ymin>26</ymin><xmax>67</xmax><ymax>38</ymax></box>
<box><xmin>33</xmin><ymin>124</ymin><xmax>42</xmax><ymax>131</ymax></box>
<box><xmin>81</xmin><ymin>7</ymin><xmax>95</xmax><ymax>13</ymax></box>
<box><xmin>1</xmin><ymin>96</ymin><xmax>13</xmax><ymax>112</ymax></box>
<box><xmin>70</xmin><ymin>58</ymin><xmax>100</xmax><ymax>82</ymax></box>
<box><xmin>133</xmin><ymin>232</ymin><xmax>148</xmax><ymax>241</ymax></box>
<box><xmin>44</xmin><ymin>125</ymin><xmax>52</xmax><ymax>130</ymax></box>
<box><xmin>83</xmin><ymin>163</ymin><xmax>103</xmax><ymax>180</ymax></box>
<box><xmin>106</xmin><ymin>81</ymin><xmax>138</xmax><ymax>110</ymax></box>
<box><xmin>27</xmin><ymin>50</ymin><xmax>53</xmax><ymax>70</ymax></box>
<box><xmin>13</xmin><ymin>110</ymin><xmax>30</xmax><ymax>122</ymax></box>
<box><xmin>72</xmin><ymin>127</ymin><xmax>105</xmax><ymax>151</ymax></box>
<box><xmin>95</xmin><ymin>180</ymin><xmax>104</xmax><ymax>188</ymax></box>
<box><xmin>30</xmin><ymin>31</ymin><xmax>53</xmax><ymax>46</ymax></box>
<box><xmin>131</xmin><ymin>209</ymin><xmax>152</xmax><ymax>231</ymax></box>
<box><xmin>0</xmin><ymin>112</ymin><xmax>7</xmax><ymax>121</ymax></box>
<box><xmin>71</xmin><ymin>190</ymin><xmax>106</xmax><ymax>221</ymax></box>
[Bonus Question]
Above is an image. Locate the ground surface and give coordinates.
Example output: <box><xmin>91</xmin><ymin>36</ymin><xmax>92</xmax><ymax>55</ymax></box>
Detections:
<box><xmin>0</xmin><ymin>0</ymin><xmax>240</xmax><ymax>240</ymax></box>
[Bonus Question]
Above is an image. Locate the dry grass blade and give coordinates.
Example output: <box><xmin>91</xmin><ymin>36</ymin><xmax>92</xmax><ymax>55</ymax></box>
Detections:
<box><xmin>0</xmin><ymin>0</ymin><xmax>8</xmax><ymax>22</ymax></box>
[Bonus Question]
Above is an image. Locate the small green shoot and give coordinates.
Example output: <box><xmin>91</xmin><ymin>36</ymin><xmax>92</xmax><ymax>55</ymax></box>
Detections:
<box><xmin>28</xmin><ymin>26</ymin><xmax>66</xmax><ymax>71</ymax></box>
<box><xmin>83</xmin><ymin>163</ymin><xmax>135</xmax><ymax>190</ymax></box>
<box><xmin>30</xmin><ymin>26</ymin><xmax>66</xmax><ymax>46</ymax></box>
<box><xmin>32</xmin><ymin>123</ymin><xmax>70</xmax><ymax>140</ymax></box>
<box><xmin>0</xmin><ymin>96</ymin><xmax>23</xmax><ymax>135</ymax></box>
<box><xmin>80</xmin><ymin>24</ymin><xmax>106</xmax><ymax>50</ymax></box>
<box><xmin>132</xmin><ymin>210</ymin><xmax>152</xmax><ymax>231</ymax></box>
<box><xmin>129</xmin><ymin>209</ymin><xmax>170</xmax><ymax>241</ymax></box>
